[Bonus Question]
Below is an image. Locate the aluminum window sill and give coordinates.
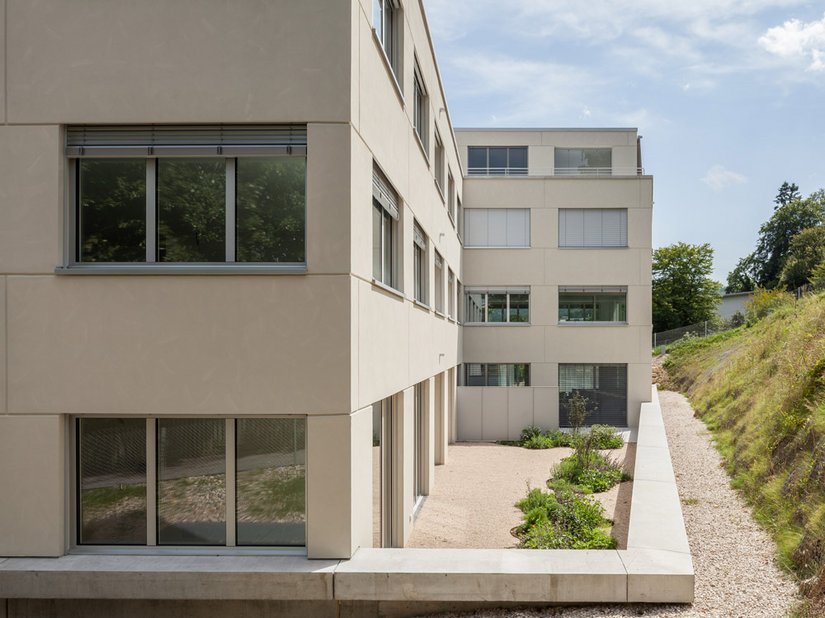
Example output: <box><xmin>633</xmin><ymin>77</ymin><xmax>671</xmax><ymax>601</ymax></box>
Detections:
<box><xmin>55</xmin><ymin>263</ymin><xmax>308</xmax><ymax>275</ymax></box>
<box><xmin>413</xmin><ymin>299</ymin><xmax>431</xmax><ymax>312</ymax></box>
<box><xmin>371</xmin><ymin>278</ymin><xmax>405</xmax><ymax>300</ymax></box>
<box><xmin>557</xmin><ymin>321</ymin><xmax>629</xmax><ymax>327</ymax></box>
<box><xmin>464</xmin><ymin>322</ymin><xmax>531</xmax><ymax>327</ymax></box>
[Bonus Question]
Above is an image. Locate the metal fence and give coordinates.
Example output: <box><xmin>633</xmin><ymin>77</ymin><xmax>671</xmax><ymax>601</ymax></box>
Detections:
<box><xmin>652</xmin><ymin>320</ymin><xmax>731</xmax><ymax>348</ymax></box>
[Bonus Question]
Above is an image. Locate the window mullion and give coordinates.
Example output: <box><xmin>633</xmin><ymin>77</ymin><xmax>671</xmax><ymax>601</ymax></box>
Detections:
<box><xmin>226</xmin><ymin>419</ymin><xmax>236</xmax><ymax>547</ymax></box>
<box><xmin>146</xmin><ymin>159</ymin><xmax>157</xmax><ymax>263</ymax></box>
<box><xmin>146</xmin><ymin>418</ymin><xmax>157</xmax><ymax>546</ymax></box>
<box><xmin>225</xmin><ymin>159</ymin><xmax>236</xmax><ymax>263</ymax></box>
<box><xmin>506</xmin><ymin>293</ymin><xmax>510</xmax><ymax>323</ymax></box>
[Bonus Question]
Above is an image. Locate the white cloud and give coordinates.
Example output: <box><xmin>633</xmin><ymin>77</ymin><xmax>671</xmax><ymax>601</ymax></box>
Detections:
<box><xmin>759</xmin><ymin>13</ymin><xmax>825</xmax><ymax>71</ymax></box>
<box><xmin>702</xmin><ymin>165</ymin><xmax>748</xmax><ymax>191</ymax></box>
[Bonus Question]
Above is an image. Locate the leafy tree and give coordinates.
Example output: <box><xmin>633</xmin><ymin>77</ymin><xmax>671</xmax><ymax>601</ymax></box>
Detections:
<box><xmin>653</xmin><ymin>242</ymin><xmax>720</xmax><ymax>332</ymax></box>
<box><xmin>779</xmin><ymin>225</ymin><xmax>825</xmax><ymax>289</ymax></box>
<box><xmin>750</xmin><ymin>189</ymin><xmax>825</xmax><ymax>288</ymax></box>
<box><xmin>774</xmin><ymin>181</ymin><xmax>800</xmax><ymax>208</ymax></box>
<box><xmin>811</xmin><ymin>259</ymin><xmax>825</xmax><ymax>290</ymax></box>
<box><xmin>725</xmin><ymin>254</ymin><xmax>756</xmax><ymax>293</ymax></box>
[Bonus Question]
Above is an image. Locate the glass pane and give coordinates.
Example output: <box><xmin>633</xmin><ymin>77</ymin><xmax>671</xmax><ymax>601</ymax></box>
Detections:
<box><xmin>466</xmin><ymin>363</ymin><xmax>486</xmax><ymax>386</ymax></box>
<box><xmin>595</xmin><ymin>294</ymin><xmax>627</xmax><ymax>321</ymax></box>
<box><xmin>514</xmin><ymin>364</ymin><xmax>530</xmax><ymax>386</ymax></box>
<box><xmin>466</xmin><ymin>292</ymin><xmax>487</xmax><ymax>322</ymax></box>
<box><xmin>583</xmin><ymin>148</ymin><xmax>611</xmax><ymax>169</ymax></box>
<box><xmin>372</xmin><ymin>402</ymin><xmax>382</xmax><ymax>547</ymax></box>
<box><xmin>559</xmin><ymin>294</ymin><xmax>595</xmax><ymax>322</ymax></box>
<box><xmin>157</xmin><ymin>419</ymin><xmax>226</xmax><ymax>545</ymax></box>
<box><xmin>383</xmin><ymin>210</ymin><xmax>393</xmax><ymax>286</ymax></box>
<box><xmin>157</xmin><ymin>159</ymin><xmax>225</xmax><ymax>262</ymax></box>
<box><xmin>236</xmin><ymin>418</ymin><xmax>306</xmax><ymax>546</ymax></box>
<box><xmin>79</xmin><ymin>159</ymin><xmax>146</xmax><ymax>262</ymax></box>
<box><xmin>373</xmin><ymin>202</ymin><xmax>383</xmax><ymax>281</ymax></box>
<box><xmin>486</xmin><ymin>364</ymin><xmax>502</xmax><ymax>386</ymax></box>
<box><xmin>508</xmin><ymin>147</ymin><xmax>528</xmax><ymax>174</ymax></box>
<box><xmin>467</xmin><ymin>147</ymin><xmax>487</xmax><ymax>173</ymax></box>
<box><xmin>509</xmin><ymin>293</ymin><xmax>529</xmax><ymax>322</ymax></box>
<box><xmin>78</xmin><ymin>418</ymin><xmax>146</xmax><ymax>544</ymax></box>
<box><xmin>487</xmin><ymin>293</ymin><xmax>507</xmax><ymax>322</ymax></box>
<box><xmin>237</xmin><ymin>157</ymin><xmax>306</xmax><ymax>263</ymax></box>
<box><xmin>488</xmin><ymin>148</ymin><xmax>507</xmax><ymax>175</ymax></box>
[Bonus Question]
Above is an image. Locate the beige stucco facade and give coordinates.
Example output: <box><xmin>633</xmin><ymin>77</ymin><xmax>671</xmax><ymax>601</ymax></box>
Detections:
<box><xmin>0</xmin><ymin>0</ymin><xmax>651</xmax><ymax>571</ymax></box>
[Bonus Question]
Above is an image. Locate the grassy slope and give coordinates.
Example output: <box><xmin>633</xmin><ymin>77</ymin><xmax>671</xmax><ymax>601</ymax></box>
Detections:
<box><xmin>664</xmin><ymin>293</ymin><xmax>825</xmax><ymax>610</ymax></box>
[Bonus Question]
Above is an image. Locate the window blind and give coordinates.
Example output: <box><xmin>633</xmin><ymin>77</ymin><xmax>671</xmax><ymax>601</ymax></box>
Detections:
<box><xmin>559</xmin><ymin>208</ymin><xmax>627</xmax><ymax>247</ymax></box>
<box><xmin>373</xmin><ymin>166</ymin><xmax>400</xmax><ymax>220</ymax></box>
<box><xmin>413</xmin><ymin>223</ymin><xmax>427</xmax><ymax>250</ymax></box>
<box><xmin>463</xmin><ymin>208</ymin><xmax>530</xmax><ymax>247</ymax></box>
<box><xmin>66</xmin><ymin>125</ymin><xmax>307</xmax><ymax>157</ymax></box>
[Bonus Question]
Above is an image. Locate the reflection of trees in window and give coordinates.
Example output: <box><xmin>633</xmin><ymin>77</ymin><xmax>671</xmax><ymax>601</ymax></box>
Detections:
<box><xmin>158</xmin><ymin>159</ymin><xmax>225</xmax><ymax>262</ymax></box>
<box><xmin>79</xmin><ymin>159</ymin><xmax>146</xmax><ymax>262</ymax></box>
<box><xmin>237</xmin><ymin>157</ymin><xmax>306</xmax><ymax>263</ymax></box>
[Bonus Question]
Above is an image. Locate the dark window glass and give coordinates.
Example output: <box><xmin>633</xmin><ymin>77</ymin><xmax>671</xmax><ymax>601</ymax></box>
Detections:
<box><xmin>465</xmin><ymin>363</ymin><xmax>486</xmax><ymax>386</ymax></box>
<box><xmin>157</xmin><ymin>419</ymin><xmax>226</xmax><ymax>545</ymax></box>
<box><xmin>559</xmin><ymin>364</ymin><xmax>627</xmax><ymax>426</ymax></box>
<box><xmin>509</xmin><ymin>293</ymin><xmax>530</xmax><ymax>322</ymax></box>
<box><xmin>78</xmin><ymin>418</ymin><xmax>147</xmax><ymax>545</ymax></box>
<box><xmin>236</xmin><ymin>157</ymin><xmax>306</xmax><ymax>263</ymax></box>
<box><xmin>236</xmin><ymin>418</ymin><xmax>306</xmax><ymax>546</ymax></box>
<box><xmin>559</xmin><ymin>292</ymin><xmax>626</xmax><ymax>322</ymax></box>
<box><xmin>467</xmin><ymin>147</ymin><xmax>487</xmax><ymax>174</ymax></box>
<box><xmin>508</xmin><ymin>147</ymin><xmax>528</xmax><ymax>174</ymax></box>
<box><xmin>487</xmin><ymin>293</ymin><xmax>507</xmax><ymax>322</ymax></box>
<box><xmin>488</xmin><ymin>148</ymin><xmax>507</xmax><ymax>175</ymax></box>
<box><xmin>78</xmin><ymin>159</ymin><xmax>146</xmax><ymax>262</ymax></box>
<box><xmin>157</xmin><ymin>159</ymin><xmax>225</xmax><ymax>262</ymax></box>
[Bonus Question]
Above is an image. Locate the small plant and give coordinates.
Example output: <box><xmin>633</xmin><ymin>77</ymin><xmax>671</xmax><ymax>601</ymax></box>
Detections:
<box><xmin>514</xmin><ymin>489</ymin><xmax>616</xmax><ymax>550</ymax></box>
<box><xmin>745</xmin><ymin>287</ymin><xmax>793</xmax><ymax>325</ymax></box>
<box><xmin>522</xmin><ymin>434</ymin><xmax>555</xmax><ymax>449</ymax></box>
<box><xmin>548</xmin><ymin>450</ymin><xmax>628</xmax><ymax>494</ymax></box>
<box><xmin>520</xmin><ymin>425</ymin><xmax>543</xmax><ymax>442</ymax></box>
<box><xmin>588</xmin><ymin>424</ymin><xmax>624</xmax><ymax>449</ymax></box>
<box><xmin>566</xmin><ymin>391</ymin><xmax>591</xmax><ymax>433</ymax></box>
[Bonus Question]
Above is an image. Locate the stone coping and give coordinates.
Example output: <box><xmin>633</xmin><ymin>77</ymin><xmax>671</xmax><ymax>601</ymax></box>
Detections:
<box><xmin>0</xmin><ymin>386</ymin><xmax>693</xmax><ymax>605</ymax></box>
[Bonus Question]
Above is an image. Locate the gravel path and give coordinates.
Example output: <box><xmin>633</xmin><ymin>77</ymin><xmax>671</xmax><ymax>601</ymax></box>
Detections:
<box><xmin>416</xmin><ymin>390</ymin><xmax>798</xmax><ymax>618</ymax></box>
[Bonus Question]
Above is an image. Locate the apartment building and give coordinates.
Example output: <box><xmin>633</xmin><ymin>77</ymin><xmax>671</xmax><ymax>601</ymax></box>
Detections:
<box><xmin>0</xmin><ymin>0</ymin><xmax>651</xmax><ymax>582</ymax></box>
<box><xmin>455</xmin><ymin>130</ymin><xmax>653</xmax><ymax>440</ymax></box>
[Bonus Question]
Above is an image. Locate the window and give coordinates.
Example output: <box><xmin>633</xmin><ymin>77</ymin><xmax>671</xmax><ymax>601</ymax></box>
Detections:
<box><xmin>559</xmin><ymin>287</ymin><xmax>627</xmax><ymax>323</ymax></box>
<box><xmin>464</xmin><ymin>364</ymin><xmax>530</xmax><ymax>386</ymax></box>
<box><xmin>434</xmin><ymin>251</ymin><xmax>444</xmax><ymax>313</ymax></box>
<box><xmin>447</xmin><ymin>171</ymin><xmax>456</xmax><ymax>224</ymax></box>
<box><xmin>373</xmin><ymin>165</ymin><xmax>400</xmax><ymax>289</ymax></box>
<box><xmin>447</xmin><ymin>269</ymin><xmax>455</xmax><ymax>319</ymax></box>
<box><xmin>559</xmin><ymin>365</ymin><xmax>627</xmax><ymax>426</ymax></box>
<box><xmin>558</xmin><ymin>208</ymin><xmax>627</xmax><ymax>248</ymax></box>
<box><xmin>434</xmin><ymin>131</ymin><xmax>445</xmax><ymax>194</ymax></box>
<box><xmin>373</xmin><ymin>0</ymin><xmax>401</xmax><ymax>83</ymax></box>
<box><xmin>465</xmin><ymin>289</ymin><xmax>529</xmax><ymax>324</ymax></box>
<box><xmin>413</xmin><ymin>222</ymin><xmax>427</xmax><ymax>304</ymax></box>
<box><xmin>414</xmin><ymin>382</ymin><xmax>426</xmax><ymax>502</ymax></box>
<box><xmin>554</xmin><ymin>148</ymin><xmax>612</xmax><ymax>176</ymax></box>
<box><xmin>67</xmin><ymin>125</ymin><xmax>307</xmax><ymax>267</ymax></box>
<box><xmin>467</xmin><ymin>146</ymin><xmax>528</xmax><ymax>176</ymax></box>
<box><xmin>76</xmin><ymin>417</ymin><xmax>306</xmax><ymax>547</ymax></box>
<box><xmin>457</xmin><ymin>196</ymin><xmax>463</xmax><ymax>240</ymax></box>
<box><xmin>413</xmin><ymin>62</ymin><xmax>429</xmax><ymax>152</ymax></box>
<box><xmin>464</xmin><ymin>208</ymin><xmax>530</xmax><ymax>248</ymax></box>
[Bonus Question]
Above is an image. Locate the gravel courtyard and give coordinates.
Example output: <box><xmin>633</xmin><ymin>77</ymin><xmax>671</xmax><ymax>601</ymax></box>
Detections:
<box><xmin>417</xmin><ymin>390</ymin><xmax>799</xmax><ymax>618</ymax></box>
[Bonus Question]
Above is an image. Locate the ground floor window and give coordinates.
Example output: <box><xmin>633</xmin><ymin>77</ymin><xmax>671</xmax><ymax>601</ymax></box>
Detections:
<box><xmin>559</xmin><ymin>364</ymin><xmax>627</xmax><ymax>426</ymax></box>
<box><xmin>463</xmin><ymin>363</ymin><xmax>530</xmax><ymax>386</ymax></box>
<box><xmin>77</xmin><ymin>417</ymin><xmax>306</xmax><ymax>547</ymax></box>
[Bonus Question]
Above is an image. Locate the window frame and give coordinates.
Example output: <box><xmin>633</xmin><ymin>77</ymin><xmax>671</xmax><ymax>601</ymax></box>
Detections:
<box><xmin>72</xmin><ymin>416</ymin><xmax>307</xmax><ymax>553</ymax></box>
<box><xmin>463</xmin><ymin>363</ymin><xmax>531</xmax><ymax>387</ymax></box>
<box><xmin>61</xmin><ymin>126</ymin><xmax>308</xmax><ymax>275</ymax></box>
<box><xmin>413</xmin><ymin>221</ymin><xmax>428</xmax><ymax>305</ymax></box>
<box><xmin>463</xmin><ymin>208</ymin><xmax>531</xmax><ymax>248</ymax></box>
<box><xmin>434</xmin><ymin>251</ymin><xmax>445</xmax><ymax>314</ymax></box>
<box><xmin>464</xmin><ymin>288</ymin><xmax>530</xmax><ymax>325</ymax></box>
<box><xmin>433</xmin><ymin>130</ymin><xmax>445</xmax><ymax>197</ymax></box>
<box><xmin>558</xmin><ymin>208</ymin><xmax>628</xmax><ymax>248</ymax></box>
<box><xmin>412</xmin><ymin>61</ymin><xmax>429</xmax><ymax>156</ymax></box>
<box><xmin>447</xmin><ymin>268</ymin><xmax>456</xmax><ymax>320</ymax></box>
<box><xmin>558</xmin><ymin>286</ymin><xmax>628</xmax><ymax>324</ymax></box>
<box><xmin>467</xmin><ymin>146</ymin><xmax>528</xmax><ymax>176</ymax></box>
<box><xmin>558</xmin><ymin>364</ymin><xmax>628</xmax><ymax>426</ymax></box>
<box><xmin>372</xmin><ymin>164</ymin><xmax>401</xmax><ymax>291</ymax></box>
<box><xmin>373</xmin><ymin>0</ymin><xmax>403</xmax><ymax>91</ymax></box>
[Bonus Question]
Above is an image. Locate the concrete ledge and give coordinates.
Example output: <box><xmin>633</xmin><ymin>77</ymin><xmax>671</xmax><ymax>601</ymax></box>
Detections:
<box><xmin>619</xmin><ymin>549</ymin><xmax>695</xmax><ymax>603</ymax></box>
<box><xmin>335</xmin><ymin>548</ymin><xmax>627</xmax><ymax>603</ymax></box>
<box><xmin>0</xmin><ymin>556</ymin><xmax>337</xmax><ymax>601</ymax></box>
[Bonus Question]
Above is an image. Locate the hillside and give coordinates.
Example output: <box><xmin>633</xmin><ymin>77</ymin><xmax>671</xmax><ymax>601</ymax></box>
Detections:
<box><xmin>664</xmin><ymin>292</ymin><xmax>825</xmax><ymax>616</ymax></box>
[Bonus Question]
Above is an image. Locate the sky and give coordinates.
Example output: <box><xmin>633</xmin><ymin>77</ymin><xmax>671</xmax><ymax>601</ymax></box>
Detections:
<box><xmin>425</xmin><ymin>0</ymin><xmax>825</xmax><ymax>282</ymax></box>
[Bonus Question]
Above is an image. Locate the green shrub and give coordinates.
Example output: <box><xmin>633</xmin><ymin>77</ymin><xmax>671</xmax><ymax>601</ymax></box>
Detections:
<box><xmin>549</xmin><ymin>450</ymin><xmax>628</xmax><ymax>494</ymax></box>
<box><xmin>746</xmin><ymin>287</ymin><xmax>794</xmax><ymax>325</ymax></box>
<box><xmin>520</xmin><ymin>425</ymin><xmax>543</xmax><ymax>442</ymax></box>
<box><xmin>522</xmin><ymin>434</ymin><xmax>555</xmax><ymax>449</ymax></box>
<box><xmin>588</xmin><ymin>424</ymin><xmax>624</xmax><ymax>449</ymax></box>
<box><xmin>514</xmin><ymin>489</ymin><xmax>616</xmax><ymax>550</ymax></box>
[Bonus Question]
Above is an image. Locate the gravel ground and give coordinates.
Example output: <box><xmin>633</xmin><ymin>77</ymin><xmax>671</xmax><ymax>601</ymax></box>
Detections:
<box><xmin>407</xmin><ymin>442</ymin><xmax>632</xmax><ymax>549</ymax></box>
<box><xmin>416</xmin><ymin>390</ymin><xmax>798</xmax><ymax>618</ymax></box>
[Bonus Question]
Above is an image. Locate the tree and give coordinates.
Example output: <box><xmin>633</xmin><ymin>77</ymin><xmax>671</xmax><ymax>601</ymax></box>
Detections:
<box><xmin>653</xmin><ymin>242</ymin><xmax>720</xmax><ymax>332</ymax></box>
<box><xmin>725</xmin><ymin>254</ymin><xmax>756</xmax><ymax>293</ymax></box>
<box><xmin>750</xmin><ymin>190</ymin><xmax>825</xmax><ymax>288</ymax></box>
<box><xmin>779</xmin><ymin>225</ymin><xmax>825</xmax><ymax>289</ymax></box>
<box><xmin>774</xmin><ymin>181</ymin><xmax>800</xmax><ymax>208</ymax></box>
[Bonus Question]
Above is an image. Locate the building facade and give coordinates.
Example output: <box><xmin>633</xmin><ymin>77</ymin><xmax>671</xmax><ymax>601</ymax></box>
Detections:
<box><xmin>0</xmin><ymin>0</ymin><xmax>651</xmax><ymax>567</ymax></box>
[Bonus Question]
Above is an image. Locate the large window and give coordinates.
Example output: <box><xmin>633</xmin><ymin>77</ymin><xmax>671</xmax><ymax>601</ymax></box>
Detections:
<box><xmin>413</xmin><ymin>222</ymin><xmax>428</xmax><ymax>304</ymax></box>
<box><xmin>373</xmin><ymin>0</ymin><xmax>401</xmax><ymax>83</ymax></box>
<box><xmin>558</xmin><ymin>208</ymin><xmax>627</xmax><ymax>248</ymax></box>
<box><xmin>464</xmin><ymin>363</ymin><xmax>530</xmax><ymax>386</ymax></box>
<box><xmin>434</xmin><ymin>251</ymin><xmax>445</xmax><ymax>313</ymax></box>
<box><xmin>76</xmin><ymin>417</ymin><xmax>306</xmax><ymax>547</ymax></box>
<box><xmin>373</xmin><ymin>165</ymin><xmax>400</xmax><ymax>289</ymax></box>
<box><xmin>68</xmin><ymin>125</ymin><xmax>307</xmax><ymax>267</ymax></box>
<box><xmin>559</xmin><ymin>287</ymin><xmax>627</xmax><ymax>323</ymax></box>
<box><xmin>554</xmin><ymin>148</ymin><xmax>612</xmax><ymax>176</ymax></box>
<box><xmin>465</xmin><ymin>289</ymin><xmax>529</xmax><ymax>324</ymax></box>
<box><xmin>467</xmin><ymin>146</ymin><xmax>528</xmax><ymax>176</ymax></box>
<box><xmin>413</xmin><ymin>62</ymin><xmax>429</xmax><ymax>152</ymax></box>
<box><xmin>464</xmin><ymin>208</ymin><xmax>530</xmax><ymax>248</ymax></box>
<box><xmin>559</xmin><ymin>365</ymin><xmax>627</xmax><ymax>426</ymax></box>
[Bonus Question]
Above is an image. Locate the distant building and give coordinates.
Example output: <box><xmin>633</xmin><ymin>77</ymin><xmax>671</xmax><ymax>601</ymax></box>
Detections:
<box><xmin>718</xmin><ymin>291</ymin><xmax>754</xmax><ymax>321</ymax></box>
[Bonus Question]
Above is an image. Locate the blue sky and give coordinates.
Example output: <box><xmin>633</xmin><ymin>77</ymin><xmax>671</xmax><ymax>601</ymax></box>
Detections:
<box><xmin>426</xmin><ymin>1</ymin><xmax>825</xmax><ymax>282</ymax></box>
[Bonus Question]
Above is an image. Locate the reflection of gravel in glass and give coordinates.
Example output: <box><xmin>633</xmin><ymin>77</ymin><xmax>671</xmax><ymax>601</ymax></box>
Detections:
<box><xmin>159</xmin><ymin>474</ymin><xmax>226</xmax><ymax>522</ymax></box>
<box><xmin>237</xmin><ymin>465</ymin><xmax>305</xmax><ymax>524</ymax></box>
